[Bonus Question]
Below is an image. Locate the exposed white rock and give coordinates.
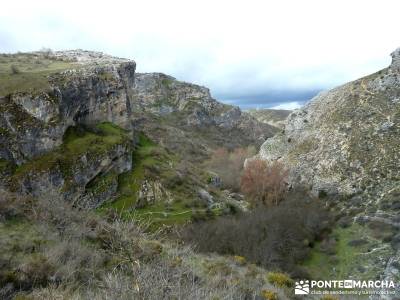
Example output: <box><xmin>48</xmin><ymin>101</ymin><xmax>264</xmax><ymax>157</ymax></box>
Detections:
<box><xmin>257</xmin><ymin>48</ymin><xmax>400</xmax><ymax>284</ymax></box>
<box><xmin>198</xmin><ymin>188</ymin><xmax>214</xmax><ymax>205</ymax></box>
<box><xmin>390</xmin><ymin>48</ymin><xmax>400</xmax><ymax>71</ymax></box>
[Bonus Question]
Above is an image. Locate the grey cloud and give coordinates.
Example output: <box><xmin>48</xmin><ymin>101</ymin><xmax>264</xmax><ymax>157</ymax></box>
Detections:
<box><xmin>216</xmin><ymin>90</ymin><xmax>321</xmax><ymax>109</ymax></box>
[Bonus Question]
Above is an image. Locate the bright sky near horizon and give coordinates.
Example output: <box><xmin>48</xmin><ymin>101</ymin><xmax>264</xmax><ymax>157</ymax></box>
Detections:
<box><xmin>1</xmin><ymin>0</ymin><xmax>399</xmax><ymax>109</ymax></box>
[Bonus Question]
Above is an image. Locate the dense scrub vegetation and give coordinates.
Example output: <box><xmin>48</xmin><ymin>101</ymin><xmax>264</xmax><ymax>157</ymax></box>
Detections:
<box><xmin>182</xmin><ymin>189</ymin><xmax>333</xmax><ymax>277</ymax></box>
<box><xmin>0</xmin><ymin>191</ymin><xmax>291</xmax><ymax>299</ymax></box>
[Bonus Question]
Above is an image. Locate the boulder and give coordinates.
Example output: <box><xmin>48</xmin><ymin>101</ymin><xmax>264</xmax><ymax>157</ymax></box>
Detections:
<box><xmin>198</xmin><ymin>188</ymin><xmax>214</xmax><ymax>205</ymax></box>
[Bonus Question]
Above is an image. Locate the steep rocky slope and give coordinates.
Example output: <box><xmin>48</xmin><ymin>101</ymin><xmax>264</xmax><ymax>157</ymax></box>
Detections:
<box><xmin>135</xmin><ymin>72</ymin><xmax>276</xmax><ymax>133</ymax></box>
<box><xmin>0</xmin><ymin>50</ymin><xmax>276</xmax><ymax>210</ymax></box>
<box><xmin>129</xmin><ymin>73</ymin><xmax>278</xmax><ymax>177</ymax></box>
<box><xmin>247</xmin><ymin>108</ymin><xmax>292</xmax><ymax>129</ymax></box>
<box><xmin>258</xmin><ymin>49</ymin><xmax>400</xmax><ymax>286</ymax></box>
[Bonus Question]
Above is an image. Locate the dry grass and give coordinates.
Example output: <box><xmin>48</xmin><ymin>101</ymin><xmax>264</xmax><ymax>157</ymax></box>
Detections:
<box><xmin>0</xmin><ymin>52</ymin><xmax>76</xmax><ymax>96</ymax></box>
<box><xmin>0</xmin><ymin>190</ymin><xmax>291</xmax><ymax>299</ymax></box>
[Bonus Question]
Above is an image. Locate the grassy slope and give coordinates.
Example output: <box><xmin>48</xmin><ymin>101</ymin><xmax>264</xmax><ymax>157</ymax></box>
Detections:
<box><xmin>302</xmin><ymin>223</ymin><xmax>393</xmax><ymax>280</ymax></box>
<box><xmin>9</xmin><ymin>120</ymin><xmax>217</xmax><ymax>227</ymax></box>
<box><xmin>0</xmin><ymin>53</ymin><xmax>76</xmax><ymax>96</ymax></box>
<box><xmin>110</xmin><ymin>134</ymin><xmax>157</xmax><ymax>210</ymax></box>
<box><xmin>102</xmin><ymin>134</ymin><xmax>218</xmax><ymax>227</ymax></box>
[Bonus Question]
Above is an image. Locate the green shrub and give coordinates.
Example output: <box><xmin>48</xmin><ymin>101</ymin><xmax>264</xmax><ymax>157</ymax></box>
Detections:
<box><xmin>267</xmin><ymin>272</ymin><xmax>293</xmax><ymax>287</ymax></box>
<box><xmin>261</xmin><ymin>289</ymin><xmax>278</xmax><ymax>300</ymax></box>
<box><xmin>10</xmin><ymin>64</ymin><xmax>21</xmax><ymax>74</ymax></box>
<box><xmin>320</xmin><ymin>296</ymin><xmax>339</xmax><ymax>300</ymax></box>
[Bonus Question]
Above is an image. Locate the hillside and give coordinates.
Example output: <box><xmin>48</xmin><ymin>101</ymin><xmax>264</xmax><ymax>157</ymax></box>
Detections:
<box><xmin>257</xmin><ymin>48</ymin><xmax>400</xmax><ymax>287</ymax></box>
<box><xmin>0</xmin><ymin>50</ymin><xmax>277</xmax><ymax>212</ymax></box>
<box><xmin>247</xmin><ymin>108</ymin><xmax>292</xmax><ymax>129</ymax></box>
<box><xmin>0</xmin><ymin>51</ymin><xmax>294</xmax><ymax>299</ymax></box>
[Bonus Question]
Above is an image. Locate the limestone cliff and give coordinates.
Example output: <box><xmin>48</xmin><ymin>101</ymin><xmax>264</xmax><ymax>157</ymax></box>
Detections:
<box><xmin>0</xmin><ymin>50</ymin><xmax>136</xmax><ymax>165</ymax></box>
<box><xmin>259</xmin><ymin>50</ymin><xmax>400</xmax><ymax>198</ymax></box>
<box><xmin>133</xmin><ymin>72</ymin><xmax>277</xmax><ymax>140</ymax></box>
<box><xmin>257</xmin><ymin>49</ymin><xmax>400</xmax><ymax>284</ymax></box>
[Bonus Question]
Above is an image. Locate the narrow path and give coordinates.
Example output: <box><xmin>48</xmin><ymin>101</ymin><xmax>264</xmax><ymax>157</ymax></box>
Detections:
<box><xmin>138</xmin><ymin>209</ymin><xmax>194</xmax><ymax>216</ymax></box>
<box><xmin>134</xmin><ymin>208</ymin><xmax>222</xmax><ymax>217</ymax></box>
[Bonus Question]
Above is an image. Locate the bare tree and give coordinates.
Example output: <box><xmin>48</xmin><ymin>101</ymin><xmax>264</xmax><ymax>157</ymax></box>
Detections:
<box><xmin>240</xmin><ymin>159</ymin><xmax>288</xmax><ymax>207</ymax></box>
<box><xmin>207</xmin><ymin>146</ymin><xmax>256</xmax><ymax>191</ymax></box>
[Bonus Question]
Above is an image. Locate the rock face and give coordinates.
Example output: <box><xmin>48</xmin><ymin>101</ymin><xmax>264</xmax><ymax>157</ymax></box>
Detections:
<box><xmin>133</xmin><ymin>72</ymin><xmax>277</xmax><ymax>139</ymax></box>
<box><xmin>257</xmin><ymin>49</ymin><xmax>400</xmax><ymax>284</ymax></box>
<box><xmin>133</xmin><ymin>73</ymin><xmax>217</xmax><ymax>116</ymax></box>
<box><xmin>391</xmin><ymin>48</ymin><xmax>400</xmax><ymax>71</ymax></box>
<box><xmin>136</xmin><ymin>180</ymin><xmax>174</xmax><ymax>208</ymax></box>
<box><xmin>17</xmin><ymin>142</ymin><xmax>132</xmax><ymax>208</ymax></box>
<box><xmin>0</xmin><ymin>51</ymin><xmax>135</xmax><ymax>206</ymax></box>
<box><xmin>0</xmin><ymin>53</ymin><xmax>136</xmax><ymax>165</ymax></box>
<box><xmin>259</xmin><ymin>51</ymin><xmax>400</xmax><ymax>198</ymax></box>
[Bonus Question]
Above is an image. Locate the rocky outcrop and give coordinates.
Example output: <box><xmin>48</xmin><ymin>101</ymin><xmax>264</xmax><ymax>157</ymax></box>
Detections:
<box><xmin>133</xmin><ymin>73</ymin><xmax>217</xmax><ymax>116</ymax></box>
<box><xmin>257</xmin><ymin>49</ymin><xmax>400</xmax><ymax>285</ymax></box>
<box><xmin>16</xmin><ymin>143</ymin><xmax>131</xmax><ymax>207</ymax></box>
<box><xmin>135</xmin><ymin>180</ymin><xmax>174</xmax><ymax>208</ymax></box>
<box><xmin>0</xmin><ymin>52</ymin><xmax>136</xmax><ymax>165</ymax></box>
<box><xmin>197</xmin><ymin>188</ymin><xmax>214</xmax><ymax>206</ymax></box>
<box><xmin>259</xmin><ymin>52</ymin><xmax>400</xmax><ymax>198</ymax></box>
<box><xmin>133</xmin><ymin>73</ymin><xmax>278</xmax><ymax>140</ymax></box>
<box><xmin>391</xmin><ymin>48</ymin><xmax>400</xmax><ymax>71</ymax></box>
<box><xmin>4</xmin><ymin>122</ymin><xmax>133</xmax><ymax>207</ymax></box>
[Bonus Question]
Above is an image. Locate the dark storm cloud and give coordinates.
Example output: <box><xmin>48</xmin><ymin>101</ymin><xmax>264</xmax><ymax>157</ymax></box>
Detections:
<box><xmin>216</xmin><ymin>90</ymin><xmax>322</xmax><ymax>109</ymax></box>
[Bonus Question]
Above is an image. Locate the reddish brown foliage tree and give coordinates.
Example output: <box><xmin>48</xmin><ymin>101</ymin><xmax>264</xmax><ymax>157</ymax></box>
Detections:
<box><xmin>240</xmin><ymin>159</ymin><xmax>288</xmax><ymax>207</ymax></box>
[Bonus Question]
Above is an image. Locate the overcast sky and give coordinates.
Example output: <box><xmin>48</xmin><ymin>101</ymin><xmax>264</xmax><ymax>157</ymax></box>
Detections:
<box><xmin>1</xmin><ymin>0</ymin><xmax>399</xmax><ymax>109</ymax></box>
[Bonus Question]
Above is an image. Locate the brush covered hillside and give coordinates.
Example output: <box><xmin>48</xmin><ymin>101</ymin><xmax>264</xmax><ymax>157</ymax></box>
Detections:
<box><xmin>257</xmin><ymin>49</ymin><xmax>400</xmax><ymax>289</ymax></box>
<box><xmin>0</xmin><ymin>50</ymin><xmax>294</xmax><ymax>299</ymax></box>
<box><xmin>247</xmin><ymin>108</ymin><xmax>292</xmax><ymax>129</ymax></box>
